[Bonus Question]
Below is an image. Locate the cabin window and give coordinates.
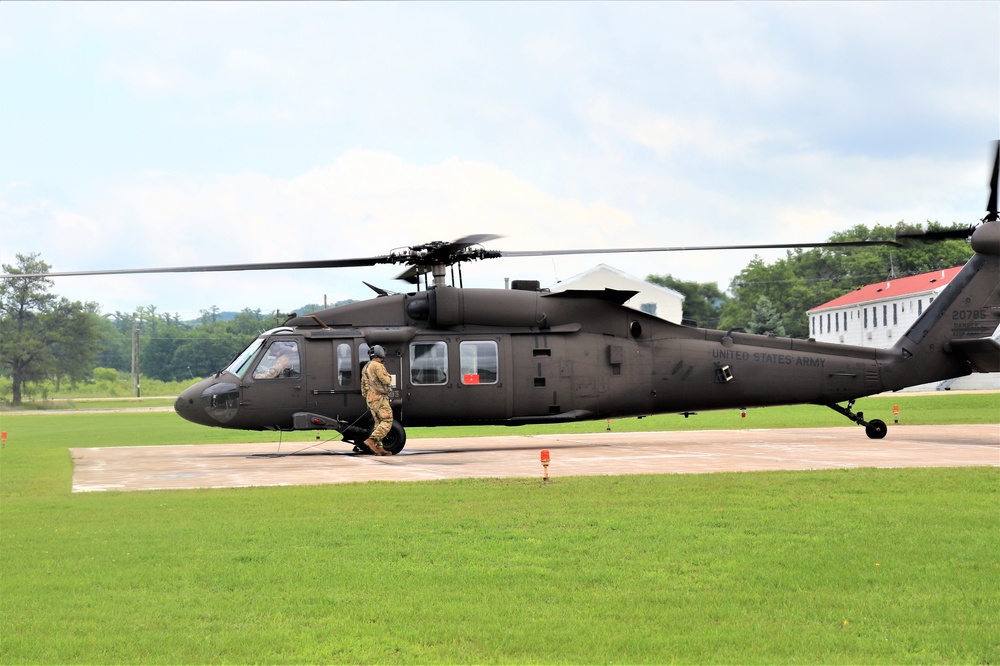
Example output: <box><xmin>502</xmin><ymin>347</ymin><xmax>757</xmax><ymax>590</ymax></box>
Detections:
<box><xmin>252</xmin><ymin>340</ymin><xmax>301</xmax><ymax>380</ymax></box>
<box><xmin>410</xmin><ymin>341</ymin><xmax>448</xmax><ymax>385</ymax></box>
<box><xmin>460</xmin><ymin>341</ymin><xmax>499</xmax><ymax>385</ymax></box>
<box><xmin>336</xmin><ymin>343</ymin><xmax>352</xmax><ymax>386</ymax></box>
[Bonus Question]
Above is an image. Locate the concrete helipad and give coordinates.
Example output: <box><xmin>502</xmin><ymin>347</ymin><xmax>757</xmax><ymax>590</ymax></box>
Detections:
<box><xmin>70</xmin><ymin>424</ymin><xmax>999</xmax><ymax>492</ymax></box>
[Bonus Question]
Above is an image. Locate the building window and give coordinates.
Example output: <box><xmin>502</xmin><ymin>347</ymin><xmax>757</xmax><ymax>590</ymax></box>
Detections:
<box><xmin>811</xmin><ymin>316</ymin><xmax>815</xmax><ymax>335</ymax></box>
<box><xmin>835</xmin><ymin>311</ymin><xmax>839</xmax><ymax>332</ymax></box>
<box><xmin>883</xmin><ymin>305</ymin><xmax>888</xmax><ymax>328</ymax></box>
<box><xmin>917</xmin><ymin>299</ymin><xmax>922</xmax><ymax>315</ymax></box>
<box><xmin>827</xmin><ymin>313</ymin><xmax>831</xmax><ymax>333</ymax></box>
<box><xmin>873</xmin><ymin>306</ymin><xmax>878</xmax><ymax>328</ymax></box>
<box><xmin>864</xmin><ymin>308</ymin><xmax>868</xmax><ymax>328</ymax></box>
<box><xmin>893</xmin><ymin>303</ymin><xmax>898</xmax><ymax>326</ymax></box>
<box><xmin>843</xmin><ymin>311</ymin><xmax>848</xmax><ymax>332</ymax></box>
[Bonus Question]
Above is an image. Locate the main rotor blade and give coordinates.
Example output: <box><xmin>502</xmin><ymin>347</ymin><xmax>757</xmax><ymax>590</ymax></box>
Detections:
<box><xmin>497</xmin><ymin>240</ymin><xmax>900</xmax><ymax>258</ymax></box>
<box><xmin>394</xmin><ymin>264</ymin><xmax>430</xmax><ymax>284</ymax></box>
<box><xmin>895</xmin><ymin>226</ymin><xmax>975</xmax><ymax>242</ymax></box>
<box><xmin>0</xmin><ymin>235</ymin><xmax>900</xmax><ymax>281</ymax></box>
<box><xmin>0</xmin><ymin>256</ymin><xmax>395</xmax><ymax>279</ymax></box>
<box><xmin>453</xmin><ymin>233</ymin><xmax>504</xmax><ymax>246</ymax></box>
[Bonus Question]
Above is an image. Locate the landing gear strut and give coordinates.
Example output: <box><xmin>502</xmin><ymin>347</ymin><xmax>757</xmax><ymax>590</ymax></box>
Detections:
<box><xmin>825</xmin><ymin>400</ymin><xmax>887</xmax><ymax>439</ymax></box>
<box><xmin>292</xmin><ymin>412</ymin><xmax>407</xmax><ymax>454</ymax></box>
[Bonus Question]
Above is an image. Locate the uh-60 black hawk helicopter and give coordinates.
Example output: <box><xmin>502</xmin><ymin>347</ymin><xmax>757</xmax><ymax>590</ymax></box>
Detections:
<box><xmin>7</xmin><ymin>145</ymin><xmax>1000</xmax><ymax>454</ymax></box>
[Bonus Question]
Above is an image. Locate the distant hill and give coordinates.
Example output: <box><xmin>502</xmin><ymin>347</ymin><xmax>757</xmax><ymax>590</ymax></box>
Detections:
<box><xmin>181</xmin><ymin>300</ymin><xmax>357</xmax><ymax>326</ymax></box>
<box><xmin>292</xmin><ymin>300</ymin><xmax>358</xmax><ymax>315</ymax></box>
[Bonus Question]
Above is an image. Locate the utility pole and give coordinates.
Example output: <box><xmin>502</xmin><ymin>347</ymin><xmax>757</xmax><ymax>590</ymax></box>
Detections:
<box><xmin>131</xmin><ymin>318</ymin><xmax>141</xmax><ymax>398</ymax></box>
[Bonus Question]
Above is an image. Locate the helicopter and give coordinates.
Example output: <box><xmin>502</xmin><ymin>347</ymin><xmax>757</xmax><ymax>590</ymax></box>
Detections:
<box><xmin>4</xmin><ymin>145</ymin><xmax>999</xmax><ymax>454</ymax></box>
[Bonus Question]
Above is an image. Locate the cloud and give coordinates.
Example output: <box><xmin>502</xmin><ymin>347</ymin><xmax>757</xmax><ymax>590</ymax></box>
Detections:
<box><xmin>1</xmin><ymin>1</ymin><xmax>996</xmax><ymax>317</ymax></box>
<box><xmin>3</xmin><ymin>150</ymin><xmax>644</xmax><ymax>316</ymax></box>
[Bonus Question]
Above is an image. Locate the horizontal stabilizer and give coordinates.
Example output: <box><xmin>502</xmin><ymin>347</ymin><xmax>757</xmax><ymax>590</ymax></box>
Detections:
<box><xmin>947</xmin><ymin>337</ymin><xmax>1000</xmax><ymax>373</ymax></box>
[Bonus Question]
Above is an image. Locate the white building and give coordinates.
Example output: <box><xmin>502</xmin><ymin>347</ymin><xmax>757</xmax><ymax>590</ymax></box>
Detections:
<box><xmin>547</xmin><ymin>264</ymin><xmax>684</xmax><ymax>323</ymax></box>
<box><xmin>807</xmin><ymin>266</ymin><xmax>962</xmax><ymax>347</ymax></box>
<box><xmin>808</xmin><ymin>266</ymin><xmax>999</xmax><ymax>389</ymax></box>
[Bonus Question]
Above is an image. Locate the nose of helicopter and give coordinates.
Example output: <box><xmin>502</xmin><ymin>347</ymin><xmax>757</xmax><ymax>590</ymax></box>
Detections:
<box><xmin>175</xmin><ymin>377</ymin><xmax>241</xmax><ymax>426</ymax></box>
<box><xmin>175</xmin><ymin>380</ymin><xmax>215</xmax><ymax>426</ymax></box>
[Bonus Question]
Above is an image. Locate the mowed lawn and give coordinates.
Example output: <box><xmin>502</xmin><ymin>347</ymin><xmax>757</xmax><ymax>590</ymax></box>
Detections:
<box><xmin>0</xmin><ymin>395</ymin><xmax>997</xmax><ymax>664</ymax></box>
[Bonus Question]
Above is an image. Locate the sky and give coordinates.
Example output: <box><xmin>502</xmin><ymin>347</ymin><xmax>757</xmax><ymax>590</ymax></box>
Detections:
<box><xmin>1</xmin><ymin>1</ymin><xmax>998</xmax><ymax>321</ymax></box>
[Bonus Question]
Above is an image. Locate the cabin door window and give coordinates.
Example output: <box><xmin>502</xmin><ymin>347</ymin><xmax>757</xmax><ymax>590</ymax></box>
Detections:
<box><xmin>460</xmin><ymin>341</ymin><xmax>498</xmax><ymax>385</ymax></box>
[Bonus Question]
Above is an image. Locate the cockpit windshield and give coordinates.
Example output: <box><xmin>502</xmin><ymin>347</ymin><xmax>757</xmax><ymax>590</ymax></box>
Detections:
<box><xmin>226</xmin><ymin>338</ymin><xmax>265</xmax><ymax>378</ymax></box>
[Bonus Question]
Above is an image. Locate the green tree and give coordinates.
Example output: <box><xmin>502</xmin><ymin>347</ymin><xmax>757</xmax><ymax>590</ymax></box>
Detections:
<box><xmin>0</xmin><ymin>253</ymin><xmax>102</xmax><ymax>404</ymax></box>
<box><xmin>228</xmin><ymin>308</ymin><xmax>269</xmax><ymax>337</ymax></box>
<box><xmin>720</xmin><ymin>221</ymin><xmax>974</xmax><ymax>338</ymax></box>
<box><xmin>93</xmin><ymin>313</ymin><xmax>132</xmax><ymax>372</ymax></box>
<box><xmin>646</xmin><ymin>274</ymin><xmax>728</xmax><ymax>327</ymax></box>
<box><xmin>47</xmin><ymin>298</ymin><xmax>102</xmax><ymax>390</ymax></box>
<box><xmin>747</xmin><ymin>296</ymin><xmax>787</xmax><ymax>336</ymax></box>
<box><xmin>144</xmin><ymin>322</ymin><xmax>189</xmax><ymax>381</ymax></box>
<box><xmin>720</xmin><ymin>256</ymin><xmax>812</xmax><ymax>336</ymax></box>
<box><xmin>172</xmin><ymin>327</ymin><xmax>244</xmax><ymax>379</ymax></box>
<box><xmin>199</xmin><ymin>305</ymin><xmax>221</xmax><ymax>324</ymax></box>
<box><xmin>0</xmin><ymin>254</ymin><xmax>54</xmax><ymax>404</ymax></box>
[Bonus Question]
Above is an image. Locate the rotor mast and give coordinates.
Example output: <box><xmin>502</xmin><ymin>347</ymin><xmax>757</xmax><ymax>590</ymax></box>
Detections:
<box><xmin>432</xmin><ymin>263</ymin><xmax>448</xmax><ymax>288</ymax></box>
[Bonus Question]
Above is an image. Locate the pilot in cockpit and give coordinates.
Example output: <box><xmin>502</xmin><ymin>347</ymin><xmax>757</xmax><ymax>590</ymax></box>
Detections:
<box><xmin>253</xmin><ymin>341</ymin><xmax>300</xmax><ymax>379</ymax></box>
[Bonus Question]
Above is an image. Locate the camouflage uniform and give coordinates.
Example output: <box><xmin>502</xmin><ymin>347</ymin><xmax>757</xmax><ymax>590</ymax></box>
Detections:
<box><xmin>361</xmin><ymin>357</ymin><xmax>394</xmax><ymax>454</ymax></box>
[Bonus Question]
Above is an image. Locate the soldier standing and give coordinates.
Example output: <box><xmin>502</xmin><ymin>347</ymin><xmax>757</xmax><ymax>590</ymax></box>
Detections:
<box><xmin>361</xmin><ymin>345</ymin><xmax>394</xmax><ymax>456</ymax></box>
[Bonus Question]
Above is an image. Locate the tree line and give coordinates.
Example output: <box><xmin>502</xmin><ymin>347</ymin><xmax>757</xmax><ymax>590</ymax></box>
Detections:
<box><xmin>1</xmin><ymin>222</ymin><xmax>975</xmax><ymax>404</ymax></box>
<box><xmin>0</xmin><ymin>253</ymin><xmax>303</xmax><ymax>404</ymax></box>
<box><xmin>648</xmin><ymin>221</ymin><xmax>973</xmax><ymax>338</ymax></box>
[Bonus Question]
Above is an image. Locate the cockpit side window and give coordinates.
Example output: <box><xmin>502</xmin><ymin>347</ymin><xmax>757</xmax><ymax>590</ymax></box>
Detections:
<box><xmin>226</xmin><ymin>338</ymin><xmax>265</xmax><ymax>378</ymax></box>
<box><xmin>252</xmin><ymin>340</ymin><xmax>301</xmax><ymax>380</ymax></box>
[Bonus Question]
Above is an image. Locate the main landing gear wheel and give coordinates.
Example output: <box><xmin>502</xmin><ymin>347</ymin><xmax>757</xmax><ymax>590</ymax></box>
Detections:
<box><xmin>825</xmin><ymin>400</ymin><xmax>889</xmax><ymax>439</ymax></box>
<box><xmin>380</xmin><ymin>420</ymin><xmax>407</xmax><ymax>454</ymax></box>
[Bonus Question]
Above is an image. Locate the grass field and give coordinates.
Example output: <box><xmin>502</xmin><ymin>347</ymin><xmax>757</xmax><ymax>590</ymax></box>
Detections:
<box><xmin>0</xmin><ymin>395</ymin><xmax>997</xmax><ymax>664</ymax></box>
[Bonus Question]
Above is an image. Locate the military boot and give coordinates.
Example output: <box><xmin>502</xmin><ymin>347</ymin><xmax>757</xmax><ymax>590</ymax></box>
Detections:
<box><xmin>364</xmin><ymin>438</ymin><xmax>392</xmax><ymax>456</ymax></box>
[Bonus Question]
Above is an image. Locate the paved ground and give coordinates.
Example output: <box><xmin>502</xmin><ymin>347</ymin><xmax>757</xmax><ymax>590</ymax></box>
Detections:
<box><xmin>70</xmin><ymin>424</ymin><xmax>999</xmax><ymax>492</ymax></box>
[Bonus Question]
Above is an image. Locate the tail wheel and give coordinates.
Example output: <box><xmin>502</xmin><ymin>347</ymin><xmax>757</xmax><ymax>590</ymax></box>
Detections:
<box><xmin>380</xmin><ymin>420</ymin><xmax>407</xmax><ymax>454</ymax></box>
<box><xmin>865</xmin><ymin>419</ymin><xmax>888</xmax><ymax>439</ymax></box>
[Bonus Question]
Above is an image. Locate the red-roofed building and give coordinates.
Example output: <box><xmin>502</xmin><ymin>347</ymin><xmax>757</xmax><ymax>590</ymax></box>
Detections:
<box><xmin>807</xmin><ymin>266</ymin><xmax>964</xmax><ymax>348</ymax></box>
